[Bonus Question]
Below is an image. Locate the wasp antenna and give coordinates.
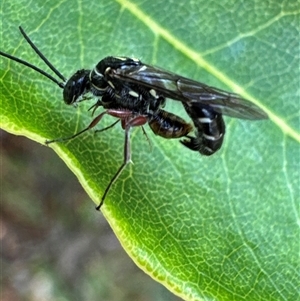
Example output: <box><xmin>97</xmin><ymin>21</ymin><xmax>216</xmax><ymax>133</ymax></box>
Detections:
<box><xmin>18</xmin><ymin>26</ymin><xmax>67</xmax><ymax>82</ymax></box>
<box><xmin>0</xmin><ymin>50</ymin><xmax>64</xmax><ymax>89</ymax></box>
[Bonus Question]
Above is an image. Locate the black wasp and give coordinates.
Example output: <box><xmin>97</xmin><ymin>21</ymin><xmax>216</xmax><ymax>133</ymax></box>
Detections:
<box><xmin>0</xmin><ymin>27</ymin><xmax>268</xmax><ymax>209</ymax></box>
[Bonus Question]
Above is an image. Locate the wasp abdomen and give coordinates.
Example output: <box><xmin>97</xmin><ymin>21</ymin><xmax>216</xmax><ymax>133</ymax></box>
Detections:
<box><xmin>181</xmin><ymin>104</ymin><xmax>225</xmax><ymax>156</ymax></box>
<box><xmin>149</xmin><ymin>109</ymin><xmax>193</xmax><ymax>139</ymax></box>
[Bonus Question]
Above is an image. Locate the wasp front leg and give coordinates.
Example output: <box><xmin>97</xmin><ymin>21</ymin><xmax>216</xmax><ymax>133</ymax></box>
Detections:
<box><xmin>45</xmin><ymin>111</ymin><xmax>109</xmax><ymax>144</ymax></box>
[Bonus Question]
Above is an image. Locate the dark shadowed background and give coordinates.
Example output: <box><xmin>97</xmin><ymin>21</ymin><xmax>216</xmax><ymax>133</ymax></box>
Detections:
<box><xmin>1</xmin><ymin>130</ymin><xmax>181</xmax><ymax>301</ymax></box>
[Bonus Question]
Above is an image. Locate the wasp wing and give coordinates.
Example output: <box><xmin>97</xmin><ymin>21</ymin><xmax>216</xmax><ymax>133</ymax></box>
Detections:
<box><xmin>112</xmin><ymin>64</ymin><xmax>268</xmax><ymax>120</ymax></box>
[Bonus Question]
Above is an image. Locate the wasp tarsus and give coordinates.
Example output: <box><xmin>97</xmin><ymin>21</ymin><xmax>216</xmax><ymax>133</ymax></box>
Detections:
<box><xmin>0</xmin><ymin>27</ymin><xmax>268</xmax><ymax>208</ymax></box>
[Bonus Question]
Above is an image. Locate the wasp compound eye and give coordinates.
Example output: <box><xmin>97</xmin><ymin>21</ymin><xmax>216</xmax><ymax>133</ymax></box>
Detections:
<box><xmin>63</xmin><ymin>70</ymin><xmax>90</xmax><ymax>104</ymax></box>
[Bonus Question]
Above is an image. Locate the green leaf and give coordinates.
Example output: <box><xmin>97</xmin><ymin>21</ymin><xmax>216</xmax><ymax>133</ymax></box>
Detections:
<box><xmin>1</xmin><ymin>0</ymin><xmax>299</xmax><ymax>300</ymax></box>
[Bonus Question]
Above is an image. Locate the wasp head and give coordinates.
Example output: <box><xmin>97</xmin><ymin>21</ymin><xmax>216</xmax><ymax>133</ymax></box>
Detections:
<box><xmin>63</xmin><ymin>69</ymin><xmax>91</xmax><ymax>105</ymax></box>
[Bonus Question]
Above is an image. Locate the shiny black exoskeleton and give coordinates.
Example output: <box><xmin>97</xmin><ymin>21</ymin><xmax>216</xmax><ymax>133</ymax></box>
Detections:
<box><xmin>0</xmin><ymin>27</ymin><xmax>268</xmax><ymax>208</ymax></box>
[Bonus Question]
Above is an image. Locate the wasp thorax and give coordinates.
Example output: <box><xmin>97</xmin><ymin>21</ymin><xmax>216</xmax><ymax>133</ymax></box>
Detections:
<box><xmin>96</xmin><ymin>56</ymin><xmax>141</xmax><ymax>75</ymax></box>
<box><xmin>63</xmin><ymin>69</ymin><xmax>90</xmax><ymax>104</ymax></box>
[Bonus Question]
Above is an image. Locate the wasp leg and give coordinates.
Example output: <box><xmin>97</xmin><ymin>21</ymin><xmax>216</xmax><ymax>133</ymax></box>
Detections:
<box><xmin>141</xmin><ymin>126</ymin><xmax>152</xmax><ymax>151</ymax></box>
<box><xmin>94</xmin><ymin>120</ymin><xmax>120</xmax><ymax>134</ymax></box>
<box><xmin>45</xmin><ymin>111</ymin><xmax>108</xmax><ymax>144</ymax></box>
<box><xmin>88</xmin><ymin>100</ymin><xmax>102</xmax><ymax>115</ymax></box>
<box><xmin>96</xmin><ymin>125</ymin><xmax>130</xmax><ymax>210</ymax></box>
<box><xmin>96</xmin><ymin>114</ymin><xmax>148</xmax><ymax>210</ymax></box>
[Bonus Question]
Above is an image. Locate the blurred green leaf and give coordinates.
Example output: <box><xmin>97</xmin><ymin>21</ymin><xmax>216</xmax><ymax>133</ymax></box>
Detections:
<box><xmin>1</xmin><ymin>0</ymin><xmax>299</xmax><ymax>300</ymax></box>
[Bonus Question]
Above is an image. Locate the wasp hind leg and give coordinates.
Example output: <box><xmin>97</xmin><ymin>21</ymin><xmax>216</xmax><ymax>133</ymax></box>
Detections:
<box><xmin>96</xmin><ymin>113</ymin><xmax>148</xmax><ymax>210</ymax></box>
<box><xmin>96</xmin><ymin>126</ymin><xmax>131</xmax><ymax>210</ymax></box>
